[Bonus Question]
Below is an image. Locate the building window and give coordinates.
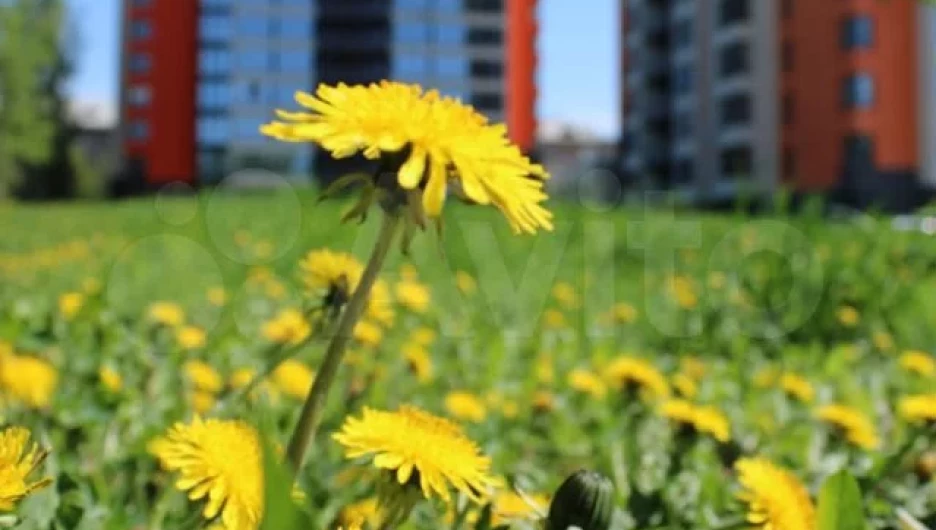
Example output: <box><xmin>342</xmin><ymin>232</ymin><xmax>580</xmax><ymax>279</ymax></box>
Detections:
<box><xmin>675</xmin><ymin>111</ymin><xmax>693</xmax><ymax>138</ymax></box>
<box><xmin>675</xmin><ymin>65</ymin><xmax>693</xmax><ymax>95</ymax></box>
<box><xmin>396</xmin><ymin>0</ymin><xmax>427</xmax><ymax>8</ymax></box>
<box><xmin>844</xmin><ymin>134</ymin><xmax>875</xmax><ymax>173</ymax></box>
<box><xmin>781</xmin><ymin>0</ymin><xmax>793</xmax><ymax>18</ymax></box>
<box><xmin>131</xmin><ymin>0</ymin><xmax>151</xmax><ymax>7</ymax></box>
<box><xmin>130</xmin><ymin>20</ymin><xmax>152</xmax><ymax>40</ymax></box>
<box><xmin>720</xmin><ymin>146</ymin><xmax>753</xmax><ymax>177</ymax></box>
<box><xmin>238</xmin><ymin>17</ymin><xmax>268</xmax><ymax>39</ymax></box>
<box><xmin>469</xmin><ymin>60</ymin><xmax>502</xmax><ymax>79</ymax></box>
<box><xmin>719</xmin><ymin>0</ymin><xmax>749</xmax><ymax>26</ymax></box>
<box><xmin>720</xmin><ymin>42</ymin><xmax>749</xmax><ymax>78</ymax></box>
<box><xmin>471</xmin><ymin>93</ymin><xmax>502</xmax><ymax>111</ymax></box>
<box><xmin>438</xmin><ymin>0</ymin><xmax>462</xmax><ymax>11</ymax></box>
<box><xmin>720</xmin><ymin>94</ymin><xmax>751</xmax><ymax>126</ymax></box>
<box><xmin>198</xmin><ymin>82</ymin><xmax>231</xmax><ymax>109</ymax></box>
<box><xmin>782</xmin><ymin>41</ymin><xmax>794</xmax><ymax>72</ymax></box>
<box><xmin>467</xmin><ymin>27</ymin><xmax>502</xmax><ymax>45</ymax></box>
<box><xmin>437</xmin><ymin>56</ymin><xmax>469</xmax><ymax>77</ymax></box>
<box><xmin>395</xmin><ymin>22</ymin><xmax>429</xmax><ymax>45</ymax></box>
<box><xmin>237</xmin><ymin>51</ymin><xmax>268</xmax><ymax>72</ymax></box>
<box><xmin>393</xmin><ymin>55</ymin><xmax>428</xmax><ymax>82</ymax></box>
<box><xmin>128</xmin><ymin>121</ymin><xmax>149</xmax><ymax>140</ymax></box>
<box><xmin>128</xmin><ymin>85</ymin><xmax>151</xmax><ymax>107</ymax></box>
<box><xmin>843</xmin><ymin>73</ymin><xmax>874</xmax><ymax>108</ymax></box>
<box><xmin>783</xmin><ymin>148</ymin><xmax>796</xmax><ymax>178</ymax></box>
<box><xmin>200</xmin><ymin>15</ymin><xmax>233</xmax><ymax>42</ymax></box>
<box><xmin>674</xmin><ymin>159</ymin><xmax>694</xmax><ymax>184</ymax></box>
<box><xmin>278</xmin><ymin>50</ymin><xmax>311</xmax><ymax>72</ymax></box>
<box><xmin>673</xmin><ymin>19</ymin><xmax>692</xmax><ymax>48</ymax></box>
<box><xmin>465</xmin><ymin>0</ymin><xmax>501</xmax><ymax>12</ymax></box>
<box><xmin>436</xmin><ymin>23</ymin><xmax>465</xmax><ymax>46</ymax></box>
<box><xmin>199</xmin><ymin>50</ymin><xmax>232</xmax><ymax>75</ymax></box>
<box><xmin>279</xmin><ymin>18</ymin><xmax>312</xmax><ymax>40</ymax></box>
<box><xmin>128</xmin><ymin>53</ymin><xmax>151</xmax><ymax>74</ymax></box>
<box><xmin>842</xmin><ymin>15</ymin><xmax>873</xmax><ymax>49</ymax></box>
<box><xmin>198</xmin><ymin>117</ymin><xmax>230</xmax><ymax>145</ymax></box>
<box><xmin>783</xmin><ymin>95</ymin><xmax>795</xmax><ymax>125</ymax></box>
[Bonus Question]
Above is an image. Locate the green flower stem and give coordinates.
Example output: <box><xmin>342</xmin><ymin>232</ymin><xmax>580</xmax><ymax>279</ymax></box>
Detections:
<box><xmin>286</xmin><ymin>211</ymin><xmax>401</xmax><ymax>472</ymax></box>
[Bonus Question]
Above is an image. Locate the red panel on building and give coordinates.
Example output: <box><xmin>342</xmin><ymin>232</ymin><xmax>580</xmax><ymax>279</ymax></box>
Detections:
<box><xmin>122</xmin><ymin>0</ymin><xmax>198</xmax><ymax>185</ymax></box>
<box><xmin>506</xmin><ymin>0</ymin><xmax>538</xmax><ymax>153</ymax></box>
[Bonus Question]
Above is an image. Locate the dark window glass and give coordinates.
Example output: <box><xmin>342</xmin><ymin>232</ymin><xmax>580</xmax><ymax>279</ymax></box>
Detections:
<box><xmin>674</xmin><ymin>159</ymin><xmax>694</xmax><ymax>184</ymax></box>
<box><xmin>467</xmin><ymin>27</ymin><xmax>502</xmax><ymax>45</ymax></box>
<box><xmin>130</xmin><ymin>20</ymin><xmax>152</xmax><ymax>40</ymax></box>
<box><xmin>128</xmin><ymin>86</ymin><xmax>151</xmax><ymax>107</ymax></box>
<box><xmin>842</xmin><ymin>15</ymin><xmax>873</xmax><ymax>49</ymax></box>
<box><xmin>781</xmin><ymin>0</ymin><xmax>793</xmax><ymax>18</ymax></box>
<box><xmin>844</xmin><ymin>134</ymin><xmax>875</xmax><ymax>172</ymax></box>
<box><xmin>128</xmin><ymin>121</ymin><xmax>149</xmax><ymax>140</ymax></box>
<box><xmin>720</xmin><ymin>42</ymin><xmax>749</xmax><ymax>78</ymax></box>
<box><xmin>675</xmin><ymin>112</ymin><xmax>693</xmax><ymax>138</ymax></box>
<box><xmin>720</xmin><ymin>146</ymin><xmax>753</xmax><ymax>177</ymax></box>
<box><xmin>472</xmin><ymin>93</ymin><xmax>502</xmax><ymax>111</ymax></box>
<box><xmin>673</xmin><ymin>19</ymin><xmax>692</xmax><ymax>48</ymax></box>
<box><xmin>782</xmin><ymin>41</ymin><xmax>794</xmax><ymax>72</ymax></box>
<box><xmin>720</xmin><ymin>0</ymin><xmax>749</xmax><ymax>26</ymax></box>
<box><xmin>129</xmin><ymin>53</ymin><xmax>151</xmax><ymax>73</ymax></box>
<box><xmin>783</xmin><ymin>95</ymin><xmax>795</xmax><ymax>125</ymax></box>
<box><xmin>675</xmin><ymin>66</ymin><xmax>692</xmax><ymax>95</ymax></box>
<box><xmin>465</xmin><ymin>0</ymin><xmax>501</xmax><ymax>12</ymax></box>
<box><xmin>721</xmin><ymin>94</ymin><xmax>751</xmax><ymax>126</ymax></box>
<box><xmin>470</xmin><ymin>60</ymin><xmax>502</xmax><ymax>79</ymax></box>
<box><xmin>843</xmin><ymin>74</ymin><xmax>874</xmax><ymax>108</ymax></box>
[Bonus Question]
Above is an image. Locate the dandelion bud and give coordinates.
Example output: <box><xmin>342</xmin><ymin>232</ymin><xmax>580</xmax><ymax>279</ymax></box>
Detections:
<box><xmin>545</xmin><ymin>470</ymin><xmax>613</xmax><ymax>530</ymax></box>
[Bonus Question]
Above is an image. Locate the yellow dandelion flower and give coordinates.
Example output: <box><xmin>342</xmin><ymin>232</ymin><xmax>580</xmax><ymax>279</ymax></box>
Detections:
<box><xmin>403</xmin><ymin>343</ymin><xmax>434</xmax><ymax>383</ymax></box>
<box><xmin>535</xmin><ymin>353</ymin><xmax>555</xmax><ymax>385</ymax></box>
<box><xmin>609</xmin><ymin>302</ymin><xmax>638</xmax><ymax>324</ymax></box>
<box><xmin>261</xmin><ymin>81</ymin><xmax>552</xmax><ymax>234</ymax></box>
<box><xmin>177</xmin><ymin>326</ymin><xmax>207</xmax><ymax>350</ymax></box>
<box><xmin>263</xmin><ymin>309</ymin><xmax>311</xmax><ymax>346</ymax></box>
<box><xmin>815</xmin><ymin>404</ymin><xmax>880</xmax><ymax>450</ymax></box>
<box><xmin>672</xmin><ymin>373</ymin><xmax>698</xmax><ymax>399</ymax></box>
<box><xmin>754</xmin><ymin>366</ymin><xmax>779</xmax><ymax>388</ymax></box>
<box><xmin>207</xmin><ymin>287</ymin><xmax>227</xmax><ymax>307</ymax></box>
<box><xmin>668</xmin><ymin>276</ymin><xmax>698</xmax><ymax>309</ymax></box>
<box><xmin>898</xmin><ymin>394</ymin><xmax>936</xmax><ymax>425</ymax></box>
<box><xmin>455</xmin><ymin>271</ymin><xmax>477</xmax><ymax>295</ymax></box>
<box><xmin>900</xmin><ymin>350</ymin><xmax>935</xmax><ymax>377</ymax></box>
<box><xmin>532</xmin><ymin>391</ymin><xmax>555</xmax><ymax>413</ymax></box>
<box><xmin>543</xmin><ymin>309</ymin><xmax>567</xmax><ymax>330</ymax></box>
<box><xmin>679</xmin><ymin>356</ymin><xmax>707</xmax><ymax>380</ymax></box>
<box><xmin>916</xmin><ymin>451</ymin><xmax>936</xmax><ymax>480</ymax></box>
<box><xmin>82</xmin><ymin>277</ymin><xmax>102</xmax><ymax>295</ymax></box>
<box><xmin>353</xmin><ymin>320</ymin><xmax>384</xmax><ymax>349</ymax></box>
<box><xmin>99</xmin><ymin>366</ymin><xmax>123</xmax><ymax>393</ymax></box>
<box><xmin>837</xmin><ymin>305</ymin><xmax>860</xmax><ymax>327</ymax></box>
<box><xmin>148</xmin><ymin>301</ymin><xmax>185</xmax><ymax>327</ymax></box>
<box><xmin>779</xmin><ymin>373</ymin><xmax>815</xmax><ymax>403</ymax></box>
<box><xmin>338</xmin><ymin>497</ymin><xmax>383</xmax><ymax>529</ymax></box>
<box><xmin>735</xmin><ymin>458</ymin><xmax>815</xmax><ymax>530</ymax></box>
<box><xmin>0</xmin><ymin>354</ymin><xmax>58</xmax><ymax>409</ymax></box>
<box><xmin>299</xmin><ymin>249</ymin><xmax>362</xmax><ymax>311</ymax></box>
<box><xmin>445</xmin><ymin>392</ymin><xmax>488</xmax><ymax>423</ymax></box>
<box><xmin>500</xmin><ymin>400</ymin><xmax>519</xmax><ymax>419</ymax></box>
<box><xmin>567</xmin><ymin>369</ymin><xmax>607</xmax><ymax>400</ymax></box>
<box><xmin>409</xmin><ymin>327</ymin><xmax>436</xmax><ymax>347</ymax></box>
<box><xmin>0</xmin><ymin>426</ymin><xmax>52</xmax><ymax>511</ymax></box>
<box><xmin>658</xmin><ymin>400</ymin><xmax>731</xmax><ymax>443</ymax></box>
<box><xmin>551</xmin><ymin>282</ymin><xmax>579</xmax><ymax>309</ymax></box>
<box><xmin>150</xmin><ymin>417</ymin><xmax>263</xmax><ymax>529</ymax></box>
<box><xmin>272</xmin><ymin>360</ymin><xmax>315</xmax><ymax>400</ymax></box>
<box><xmin>395</xmin><ymin>280</ymin><xmax>431</xmax><ymax>314</ymax></box>
<box><xmin>333</xmin><ymin>406</ymin><xmax>498</xmax><ymax>503</ymax></box>
<box><xmin>491</xmin><ymin>491</ymin><xmax>549</xmax><ymax>526</ymax></box>
<box><xmin>605</xmin><ymin>356</ymin><xmax>670</xmax><ymax>400</ymax></box>
<box><xmin>873</xmin><ymin>331</ymin><xmax>895</xmax><ymax>353</ymax></box>
<box><xmin>184</xmin><ymin>361</ymin><xmax>224</xmax><ymax>394</ymax></box>
<box><xmin>229</xmin><ymin>368</ymin><xmax>278</xmax><ymax>402</ymax></box>
<box><xmin>58</xmin><ymin>292</ymin><xmax>84</xmax><ymax>320</ymax></box>
<box><xmin>190</xmin><ymin>390</ymin><xmax>217</xmax><ymax>414</ymax></box>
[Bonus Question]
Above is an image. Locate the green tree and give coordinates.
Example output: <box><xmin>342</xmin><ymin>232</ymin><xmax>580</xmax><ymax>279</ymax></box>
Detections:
<box><xmin>0</xmin><ymin>0</ymin><xmax>62</xmax><ymax>198</ymax></box>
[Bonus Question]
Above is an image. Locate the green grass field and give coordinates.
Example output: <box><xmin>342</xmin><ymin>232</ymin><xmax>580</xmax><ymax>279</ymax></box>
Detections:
<box><xmin>1</xmin><ymin>191</ymin><xmax>935</xmax><ymax>530</ymax></box>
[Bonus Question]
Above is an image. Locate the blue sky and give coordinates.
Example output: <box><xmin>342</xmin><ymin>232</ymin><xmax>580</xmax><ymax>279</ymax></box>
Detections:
<box><xmin>66</xmin><ymin>0</ymin><xmax>619</xmax><ymax>138</ymax></box>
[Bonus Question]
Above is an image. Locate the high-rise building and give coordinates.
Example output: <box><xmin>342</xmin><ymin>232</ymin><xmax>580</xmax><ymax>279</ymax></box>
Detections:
<box><xmin>620</xmin><ymin>0</ymin><xmax>936</xmax><ymax>208</ymax></box>
<box><xmin>120</xmin><ymin>0</ymin><xmax>538</xmax><ymax>186</ymax></box>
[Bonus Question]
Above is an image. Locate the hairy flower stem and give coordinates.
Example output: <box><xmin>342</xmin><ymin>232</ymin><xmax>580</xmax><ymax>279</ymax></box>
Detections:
<box><xmin>286</xmin><ymin>211</ymin><xmax>400</xmax><ymax>472</ymax></box>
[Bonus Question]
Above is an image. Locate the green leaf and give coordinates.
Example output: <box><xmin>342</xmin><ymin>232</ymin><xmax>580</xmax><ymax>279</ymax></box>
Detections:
<box><xmin>259</xmin><ymin>431</ymin><xmax>302</xmax><ymax>530</ymax></box>
<box><xmin>817</xmin><ymin>470</ymin><xmax>867</xmax><ymax>530</ymax></box>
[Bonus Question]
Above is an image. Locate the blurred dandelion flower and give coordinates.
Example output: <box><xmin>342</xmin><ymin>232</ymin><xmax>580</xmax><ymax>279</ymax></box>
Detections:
<box><xmin>58</xmin><ymin>292</ymin><xmax>84</xmax><ymax>320</ymax></box>
<box><xmin>568</xmin><ymin>369</ymin><xmax>607</xmax><ymax>400</ymax></box>
<box><xmin>551</xmin><ymin>282</ymin><xmax>579</xmax><ymax>309</ymax></box>
<box><xmin>403</xmin><ymin>343</ymin><xmax>433</xmax><ymax>383</ymax></box>
<box><xmin>0</xmin><ymin>354</ymin><xmax>58</xmax><ymax>409</ymax></box>
<box><xmin>679</xmin><ymin>356</ymin><xmax>707</xmax><ymax>380</ymax></box>
<box><xmin>605</xmin><ymin>356</ymin><xmax>670</xmax><ymax>400</ymax></box>
<box><xmin>735</xmin><ymin>458</ymin><xmax>815</xmax><ymax>530</ymax></box>
<box><xmin>543</xmin><ymin>309</ymin><xmax>567</xmax><ymax>330</ymax></box>
<box><xmin>672</xmin><ymin>373</ymin><xmax>698</xmax><ymax>399</ymax></box>
<box><xmin>778</xmin><ymin>373</ymin><xmax>815</xmax><ymax>403</ymax></box>
<box><xmin>150</xmin><ymin>417</ymin><xmax>262</xmax><ymax>529</ymax></box>
<box><xmin>184</xmin><ymin>361</ymin><xmax>224</xmax><ymax>394</ymax></box>
<box><xmin>272</xmin><ymin>360</ymin><xmax>315</xmax><ymax>400</ymax></box>
<box><xmin>353</xmin><ymin>321</ymin><xmax>384</xmax><ymax>349</ymax></box>
<box><xmin>98</xmin><ymin>366</ymin><xmax>123</xmax><ymax>393</ymax></box>
<box><xmin>262</xmin><ymin>82</ymin><xmax>552</xmax><ymax>234</ymax></box>
<box><xmin>333</xmin><ymin>406</ymin><xmax>498</xmax><ymax>504</ymax></box>
<box><xmin>535</xmin><ymin>353</ymin><xmax>555</xmax><ymax>385</ymax></box>
<box><xmin>177</xmin><ymin>326</ymin><xmax>207</xmax><ymax>351</ymax></box>
<box><xmin>532</xmin><ymin>391</ymin><xmax>555</xmax><ymax>413</ymax></box>
<box><xmin>263</xmin><ymin>309</ymin><xmax>311</xmax><ymax>346</ymax></box>
<box><xmin>815</xmin><ymin>404</ymin><xmax>880</xmax><ymax>450</ymax></box>
<box><xmin>659</xmin><ymin>399</ymin><xmax>731</xmax><ymax>443</ymax></box>
<box><xmin>409</xmin><ymin>327</ymin><xmax>436</xmax><ymax>347</ymax></box>
<box><xmin>668</xmin><ymin>276</ymin><xmax>698</xmax><ymax>309</ymax></box>
<box><xmin>900</xmin><ymin>351</ymin><xmax>935</xmax><ymax>377</ymax></box>
<box><xmin>608</xmin><ymin>302</ymin><xmax>638</xmax><ymax>324</ymax></box>
<box><xmin>0</xmin><ymin>426</ymin><xmax>52</xmax><ymax>512</ymax></box>
<box><xmin>337</xmin><ymin>497</ymin><xmax>383</xmax><ymax>530</ymax></box>
<box><xmin>445</xmin><ymin>392</ymin><xmax>488</xmax><ymax>423</ymax></box>
<box><xmin>189</xmin><ymin>390</ymin><xmax>217</xmax><ymax>414</ymax></box>
<box><xmin>455</xmin><ymin>271</ymin><xmax>477</xmax><ymax>296</ymax></box>
<box><xmin>148</xmin><ymin>301</ymin><xmax>185</xmax><ymax>327</ymax></box>
<box><xmin>836</xmin><ymin>305</ymin><xmax>860</xmax><ymax>327</ymax></box>
<box><xmin>873</xmin><ymin>331</ymin><xmax>895</xmax><ymax>353</ymax></box>
<box><xmin>207</xmin><ymin>287</ymin><xmax>227</xmax><ymax>307</ymax></box>
<box><xmin>491</xmin><ymin>491</ymin><xmax>549</xmax><ymax>526</ymax></box>
<box><xmin>898</xmin><ymin>394</ymin><xmax>936</xmax><ymax>425</ymax></box>
<box><xmin>395</xmin><ymin>280</ymin><xmax>431</xmax><ymax>314</ymax></box>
